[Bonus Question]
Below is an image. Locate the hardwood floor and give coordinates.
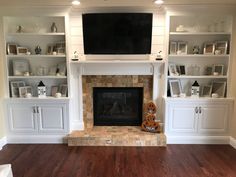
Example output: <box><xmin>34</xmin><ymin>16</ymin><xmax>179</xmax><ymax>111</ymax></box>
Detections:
<box><xmin>0</xmin><ymin>144</ymin><xmax>236</xmax><ymax>177</ymax></box>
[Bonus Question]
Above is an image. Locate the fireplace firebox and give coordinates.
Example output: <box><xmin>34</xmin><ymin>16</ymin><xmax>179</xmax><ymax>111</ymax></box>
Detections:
<box><xmin>93</xmin><ymin>87</ymin><xmax>143</xmax><ymax>126</ymax></box>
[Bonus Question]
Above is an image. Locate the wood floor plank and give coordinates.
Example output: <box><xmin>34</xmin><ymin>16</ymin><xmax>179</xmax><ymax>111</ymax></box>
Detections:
<box><xmin>0</xmin><ymin>144</ymin><xmax>236</xmax><ymax>177</ymax></box>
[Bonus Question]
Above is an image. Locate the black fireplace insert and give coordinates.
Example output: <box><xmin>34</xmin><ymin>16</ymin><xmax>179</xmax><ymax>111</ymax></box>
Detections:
<box><xmin>93</xmin><ymin>87</ymin><xmax>143</xmax><ymax>126</ymax></box>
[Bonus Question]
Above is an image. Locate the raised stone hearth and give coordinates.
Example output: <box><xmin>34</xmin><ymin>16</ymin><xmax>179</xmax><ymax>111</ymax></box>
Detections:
<box><xmin>67</xmin><ymin>126</ymin><xmax>166</xmax><ymax>146</ymax></box>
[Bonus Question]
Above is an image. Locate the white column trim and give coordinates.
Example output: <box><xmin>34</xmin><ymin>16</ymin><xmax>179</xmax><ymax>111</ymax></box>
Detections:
<box><xmin>0</xmin><ymin>136</ymin><xmax>7</xmax><ymax>150</ymax></box>
<box><xmin>230</xmin><ymin>136</ymin><xmax>236</xmax><ymax>149</ymax></box>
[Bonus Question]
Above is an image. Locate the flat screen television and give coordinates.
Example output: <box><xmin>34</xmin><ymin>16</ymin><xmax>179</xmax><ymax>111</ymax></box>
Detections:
<box><xmin>82</xmin><ymin>13</ymin><xmax>153</xmax><ymax>54</ymax></box>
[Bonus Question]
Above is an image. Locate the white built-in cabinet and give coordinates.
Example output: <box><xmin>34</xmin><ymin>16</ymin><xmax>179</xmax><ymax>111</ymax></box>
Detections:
<box><xmin>165</xmin><ymin>99</ymin><xmax>233</xmax><ymax>136</ymax></box>
<box><xmin>3</xmin><ymin>16</ymin><xmax>70</xmax><ymax>143</ymax></box>
<box><xmin>7</xmin><ymin>100</ymin><xmax>69</xmax><ymax>135</ymax></box>
<box><xmin>164</xmin><ymin>15</ymin><xmax>234</xmax><ymax>143</ymax></box>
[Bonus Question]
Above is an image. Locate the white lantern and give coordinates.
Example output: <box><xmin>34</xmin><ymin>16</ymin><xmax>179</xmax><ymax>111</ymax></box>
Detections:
<box><xmin>191</xmin><ymin>81</ymin><xmax>200</xmax><ymax>97</ymax></box>
<box><xmin>37</xmin><ymin>81</ymin><xmax>46</xmax><ymax>98</ymax></box>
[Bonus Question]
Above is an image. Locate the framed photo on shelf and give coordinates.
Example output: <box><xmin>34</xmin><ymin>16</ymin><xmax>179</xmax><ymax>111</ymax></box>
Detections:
<box><xmin>211</xmin><ymin>81</ymin><xmax>226</xmax><ymax>98</ymax></box>
<box><xmin>12</xmin><ymin>59</ymin><xmax>29</xmax><ymax>76</ymax></box>
<box><xmin>59</xmin><ymin>84</ymin><xmax>68</xmax><ymax>97</ymax></box>
<box><xmin>203</xmin><ymin>42</ymin><xmax>215</xmax><ymax>55</ymax></box>
<box><xmin>51</xmin><ymin>86</ymin><xmax>59</xmax><ymax>97</ymax></box>
<box><xmin>169</xmin><ymin>80</ymin><xmax>182</xmax><ymax>97</ymax></box>
<box><xmin>213</xmin><ymin>64</ymin><xmax>224</xmax><ymax>76</ymax></box>
<box><xmin>177</xmin><ymin>42</ymin><xmax>188</xmax><ymax>55</ymax></box>
<box><xmin>57</xmin><ymin>62</ymin><xmax>66</xmax><ymax>76</ymax></box>
<box><xmin>205</xmin><ymin>66</ymin><xmax>213</xmax><ymax>75</ymax></box>
<box><xmin>169</xmin><ymin>41</ymin><xmax>177</xmax><ymax>55</ymax></box>
<box><xmin>19</xmin><ymin>86</ymin><xmax>32</xmax><ymax>98</ymax></box>
<box><xmin>201</xmin><ymin>85</ymin><xmax>212</xmax><ymax>97</ymax></box>
<box><xmin>47</xmin><ymin>44</ymin><xmax>55</xmax><ymax>55</ymax></box>
<box><xmin>215</xmin><ymin>41</ymin><xmax>228</xmax><ymax>55</ymax></box>
<box><xmin>17</xmin><ymin>47</ymin><xmax>28</xmax><ymax>55</ymax></box>
<box><xmin>7</xmin><ymin>44</ymin><xmax>17</xmax><ymax>55</ymax></box>
<box><xmin>10</xmin><ymin>81</ymin><xmax>25</xmax><ymax>98</ymax></box>
<box><xmin>179</xmin><ymin>65</ymin><xmax>186</xmax><ymax>75</ymax></box>
<box><xmin>168</xmin><ymin>63</ymin><xmax>179</xmax><ymax>76</ymax></box>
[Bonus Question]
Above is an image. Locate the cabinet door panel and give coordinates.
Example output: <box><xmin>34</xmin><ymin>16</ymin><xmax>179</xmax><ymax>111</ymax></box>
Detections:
<box><xmin>37</xmin><ymin>104</ymin><xmax>67</xmax><ymax>133</ymax></box>
<box><xmin>8</xmin><ymin>104</ymin><xmax>37</xmax><ymax>133</ymax></box>
<box><xmin>199</xmin><ymin>105</ymin><xmax>228</xmax><ymax>133</ymax></box>
<box><xmin>168</xmin><ymin>104</ymin><xmax>198</xmax><ymax>133</ymax></box>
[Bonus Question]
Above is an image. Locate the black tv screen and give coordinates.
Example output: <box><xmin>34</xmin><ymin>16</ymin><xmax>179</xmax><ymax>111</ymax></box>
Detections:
<box><xmin>82</xmin><ymin>13</ymin><xmax>153</xmax><ymax>54</ymax></box>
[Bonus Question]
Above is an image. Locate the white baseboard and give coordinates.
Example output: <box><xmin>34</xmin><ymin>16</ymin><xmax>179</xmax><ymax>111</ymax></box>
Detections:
<box><xmin>166</xmin><ymin>135</ymin><xmax>230</xmax><ymax>144</ymax></box>
<box><xmin>7</xmin><ymin>135</ymin><xmax>67</xmax><ymax>144</ymax></box>
<box><xmin>0</xmin><ymin>136</ymin><xmax>7</xmax><ymax>150</ymax></box>
<box><xmin>230</xmin><ymin>137</ymin><xmax>236</xmax><ymax>149</ymax></box>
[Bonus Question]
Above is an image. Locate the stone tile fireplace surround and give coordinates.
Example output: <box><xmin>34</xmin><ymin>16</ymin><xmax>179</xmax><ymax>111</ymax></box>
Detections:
<box><xmin>83</xmin><ymin>75</ymin><xmax>153</xmax><ymax>129</ymax></box>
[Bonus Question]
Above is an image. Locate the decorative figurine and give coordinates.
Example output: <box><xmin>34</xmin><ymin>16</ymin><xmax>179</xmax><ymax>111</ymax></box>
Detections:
<box><xmin>72</xmin><ymin>51</ymin><xmax>79</xmax><ymax>61</ymax></box>
<box><xmin>193</xmin><ymin>46</ymin><xmax>200</xmax><ymax>54</ymax></box>
<box><xmin>16</xmin><ymin>25</ymin><xmax>23</xmax><ymax>33</ymax></box>
<box><xmin>35</xmin><ymin>45</ymin><xmax>42</xmax><ymax>55</ymax></box>
<box><xmin>37</xmin><ymin>81</ymin><xmax>46</xmax><ymax>98</ymax></box>
<box><xmin>51</xmin><ymin>22</ymin><xmax>57</xmax><ymax>33</ymax></box>
<box><xmin>191</xmin><ymin>81</ymin><xmax>200</xmax><ymax>97</ymax></box>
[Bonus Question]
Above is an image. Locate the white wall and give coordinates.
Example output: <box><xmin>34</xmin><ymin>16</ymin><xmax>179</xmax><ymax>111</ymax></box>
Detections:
<box><xmin>229</xmin><ymin>15</ymin><xmax>236</xmax><ymax>139</ymax></box>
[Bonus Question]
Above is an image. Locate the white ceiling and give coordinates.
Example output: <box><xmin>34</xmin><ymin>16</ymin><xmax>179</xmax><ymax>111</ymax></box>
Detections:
<box><xmin>1</xmin><ymin>0</ymin><xmax>236</xmax><ymax>7</ymax></box>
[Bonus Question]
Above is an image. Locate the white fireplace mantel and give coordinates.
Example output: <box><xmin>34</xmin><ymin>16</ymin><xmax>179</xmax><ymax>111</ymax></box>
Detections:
<box><xmin>70</xmin><ymin>60</ymin><xmax>165</xmax><ymax>76</ymax></box>
<box><xmin>68</xmin><ymin>60</ymin><xmax>165</xmax><ymax>131</ymax></box>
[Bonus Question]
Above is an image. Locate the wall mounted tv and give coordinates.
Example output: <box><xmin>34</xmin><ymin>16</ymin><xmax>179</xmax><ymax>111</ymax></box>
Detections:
<box><xmin>82</xmin><ymin>13</ymin><xmax>153</xmax><ymax>54</ymax></box>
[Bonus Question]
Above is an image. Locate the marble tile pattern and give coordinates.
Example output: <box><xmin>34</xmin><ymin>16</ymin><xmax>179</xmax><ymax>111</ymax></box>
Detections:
<box><xmin>67</xmin><ymin>126</ymin><xmax>166</xmax><ymax>146</ymax></box>
<box><xmin>82</xmin><ymin>75</ymin><xmax>153</xmax><ymax>129</ymax></box>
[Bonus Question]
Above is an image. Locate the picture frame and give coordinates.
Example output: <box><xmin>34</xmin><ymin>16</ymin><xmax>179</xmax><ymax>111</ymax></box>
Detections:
<box><xmin>179</xmin><ymin>65</ymin><xmax>186</xmax><ymax>75</ymax></box>
<box><xmin>47</xmin><ymin>44</ymin><xmax>55</xmax><ymax>55</ymax></box>
<box><xmin>12</xmin><ymin>59</ymin><xmax>30</xmax><ymax>76</ymax></box>
<box><xmin>213</xmin><ymin>64</ymin><xmax>224</xmax><ymax>76</ymax></box>
<box><xmin>51</xmin><ymin>86</ymin><xmax>59</xmax><ymax>97</ymax></box>
<box><xmin>10</xmin><ymin>81</ymin><xmax>25</xmax><ymax>98</ymax></box>
<box><xmin>57</xmin><ymin>62</ymin><xmax>66</xmax><ymax>76</ymax></box>
<box><xmin>203</xmin><ymin>42</ymin><xmax>215</xmax><ymax>55</ymax></box>
<box><xmin>59</xmin><ymin>84</ymin><xmax>68</xmax><ymax>97</ymax></box>
<box><xmin>215</xmin><ymin>41</ymin><xmax>228</xmax><ymax>55</ymax></box>
<box><xmin>56</xmin><ymin>48</ymin><xmax>65</xmax><ymax>55</ymax></box>
<box><xmin>205</xmin><ymin>66</ymin><xmax>213</xmax><ymax>75</ymax></box>
<box><xmin>19</xmin><ymin>86</ymin><xmax>32</xmax><ymax>98</ymax></box>
<box><xmin>7</xmin><ymin>44</ymin><xmax>17</xmax><ymax>55</ymax></box>
<box><xmin>169</xmin><ymin>80</ymin><xmax>182</xmax><ymax>97</ymax></box>
<box><xmin>169</xmin><ymin>41</ymin><xmax>177</xmax><ymax>55</ymax></box>
<box><xmin>17</xmin><ymin>47</ymin><xmax>28</xmax><ymax>55</ymax></box>
<box><xmin>177</xmin><ymin>42</ymin><xmax>188</xmax><ymax>55</ymax></box>
<box><xmin>168</xmin><ymin>63</ymin><xmax>179</xmax><ymax>76</ymax></box>
<box><xmin>211</xmin><ymin>81</ymin><xmax>226</xmax><ymax>98</ymax></box>
<box><xmin>201</xmin><ymin>85</ymin><xmax>212</xmax><ymax>97</ymax></box>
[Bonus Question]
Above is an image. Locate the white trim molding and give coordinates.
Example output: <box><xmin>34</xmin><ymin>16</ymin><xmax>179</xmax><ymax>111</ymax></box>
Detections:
<box><xmin>0</xmin><ymin>136</ymin><xmax>7</xmax><ymax>150</ymax></box>
<box><xmin>230</xmin><ymin>137</ymin><xmax>236</xmax><ymax>149</ymax></box>
<box><xmin>166</xmin><ymin>136</ymin><xmax>230</xmax><ymax>144</ymax></box>
<box><xmin>7</xmin><ymin>135</ymin><xmax>66</xmax><ymax>144</ymax></box>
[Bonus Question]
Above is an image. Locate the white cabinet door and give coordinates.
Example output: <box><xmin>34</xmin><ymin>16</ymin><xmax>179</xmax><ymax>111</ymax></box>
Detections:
<box><xmin>37</xmin><ymin>103</ymin><xmax>67</xmax><ymax>133</ymax></box>
<box><xmin>167</xmin><ymin>104</ymin><xmax>198</xmax><ymax>133</ymax></box>
<box><xmin>8</xmin><ymin>103</ymin><xmax>37</xmax><ymax>133</ymax></box>
<box><xmin>198</xmin><ymin>104</ymin><xmax>229</xmax><ymax>133</ymax></box>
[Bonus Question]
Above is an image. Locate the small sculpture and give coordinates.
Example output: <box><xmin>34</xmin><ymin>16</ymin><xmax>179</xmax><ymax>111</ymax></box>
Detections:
<box><xmin>35</xmin><ymin>45</ymin><xmax>42</xmax><ymax>55</ymax></box>
<box><xmin>16</xmin><ymin>25</ymin><xmax>23</xmax><ymax>33</ymax></box>
<box><xmin>51</xmin><ymin>22</ymin><xmax>57</xmax><ymax>33</ymax></box>
<box><xmin>72</xmin><ymin>51</ymin><xmax>79</xmax><ymax>61</ymax></box>
<box><xmin>193</xmin><ymin>46</ymin><xmax>200</xmax><ymax>54</ymax></box>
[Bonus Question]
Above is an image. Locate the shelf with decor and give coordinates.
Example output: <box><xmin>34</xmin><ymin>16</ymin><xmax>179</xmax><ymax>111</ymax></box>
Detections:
<box><xmin>166</xmin><ymin>15</ymin><xmax>232</xmax><ymax>99</ymax></box>
<box><xmin>4</xmin><ymin>16</ymin><xmax>68</xmax><ymax>99</ymax></box>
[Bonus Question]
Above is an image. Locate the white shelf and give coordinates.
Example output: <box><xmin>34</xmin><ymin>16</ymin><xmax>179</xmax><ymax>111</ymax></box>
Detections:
<box><xmin>167</xmin><ymin>75</ymin><xmax>228</xmax><ymax>79</ymax></box>
<box><xmin>7</xmin><ymin>55</ymin><xmax>66</xmax><ymax>58</ymax></box>
<box><xmin>70</xmin><ymin>60</ymin><xmax>165</xmax><ymax>64</ymax></box>
<box><xmin>8</xmin><ymin>76</ymin><xmax>67</xmax><ymax>79</ymax></box>
<box><xmin>7</xmin><ymin>32</ymin><xmax>65</xmax><ymax>36</ymax></box>
<box><xmin>168</xmin><ymin>54</ymin><xmax>230</xmax><ymax>58</ymax></box>
<box><xmin>169</xmin><ymin>32</ymin><xmax>231</xmax><ymax>35</ymax></box>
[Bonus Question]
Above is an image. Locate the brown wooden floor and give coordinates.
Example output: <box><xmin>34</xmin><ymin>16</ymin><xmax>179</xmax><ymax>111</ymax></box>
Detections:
<box><xmin>0</xmin><ymin>144</ymin><xmax>236</xmax><ymax>177</ymax></box>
